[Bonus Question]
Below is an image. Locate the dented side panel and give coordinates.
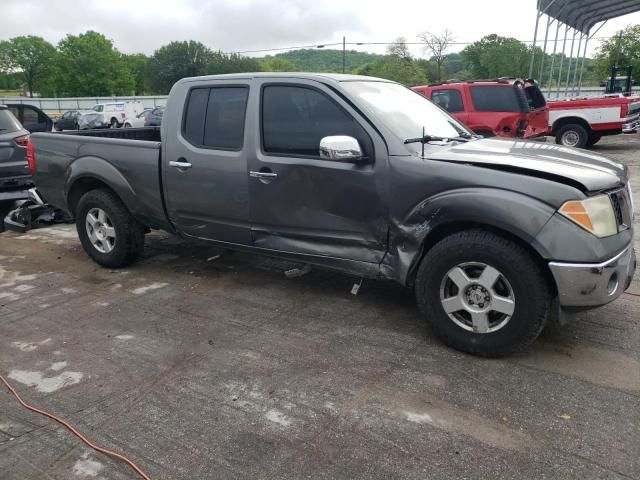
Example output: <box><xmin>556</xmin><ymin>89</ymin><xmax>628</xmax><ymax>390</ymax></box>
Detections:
<box><xmin>381</xmin><ymin>155</ymin><xmax>582</xmax><ymax>285</ymax></box>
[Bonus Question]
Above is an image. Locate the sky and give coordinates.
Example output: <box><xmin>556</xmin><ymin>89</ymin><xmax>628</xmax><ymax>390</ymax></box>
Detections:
<box><xmin>2</xmin><ymin>0</ymin><xmax>640</xmax><ymax>58</ymax></box>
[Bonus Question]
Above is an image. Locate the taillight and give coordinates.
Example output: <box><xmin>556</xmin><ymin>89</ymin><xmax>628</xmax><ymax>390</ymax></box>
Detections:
<box><xmin>121</xmin><ymin>112</ymin><xmax>126</xmax><ymax>119</ymax></box>
<box><xmin>14</xmin><ymin>134</ymin><xmax>30</xmax><ymax>148</ymax></box>
<box><xmin>26</xmin><ymin>141</ymin><xmax>36</xmax><ymax>176</ymax></box>
<box><xmin>621</xmin><ymin>103</ymin><xmax>629</xmax><ymax>118</ymax></box>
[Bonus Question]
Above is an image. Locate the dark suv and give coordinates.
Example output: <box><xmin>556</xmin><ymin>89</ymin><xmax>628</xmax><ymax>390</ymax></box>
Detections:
<box><xmin>0</xmin><ymin>106</ymin><xmax>33</xmax><ymax>200</ymax></box>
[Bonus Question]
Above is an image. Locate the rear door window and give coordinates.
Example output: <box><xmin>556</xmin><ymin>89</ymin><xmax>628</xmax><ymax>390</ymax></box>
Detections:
<box><xmin>22</xmin><ymin>107</ymin><xmax>39</xmax><ymax>124</ymax></box>
<box><xmin>431</xmin><ymin>89</ymin><xmax>464</xmax><ymax>113</ymax></box>
<box><xmin>470</xmin><ymin>86</ymin><xmax>527</xmax><ymax>112</ymax></box>
<box><xmin>183</xmin><ymin>86</ymin><xmax>249</xmax><ymax>150</ymax></box>
<box><xmin>0</xmin><ymin>109</ymin><xmax>22</xmax><ymax>133</ymax></box>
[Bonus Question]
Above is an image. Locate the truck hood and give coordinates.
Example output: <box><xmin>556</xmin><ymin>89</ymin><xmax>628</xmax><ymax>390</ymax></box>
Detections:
<box><xmin>426</xmin><ymin>138</ymin><xmax>627</xmax><ymax>192</ymax></box>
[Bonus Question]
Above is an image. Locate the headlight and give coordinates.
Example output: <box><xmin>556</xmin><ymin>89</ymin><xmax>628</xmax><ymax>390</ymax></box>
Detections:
<box><xmin>559</xmin><ymin>195</ymin><xmax>618</xmax><ymax>238</ymax></box>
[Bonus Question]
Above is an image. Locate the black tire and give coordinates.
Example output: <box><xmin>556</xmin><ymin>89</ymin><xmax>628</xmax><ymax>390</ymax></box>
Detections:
<box><xmin>110</xmin><ymin>118</ymin><xmax>120</xmax><ymax>129</ymax></box>
<box><xmin>414</xmin><ymin>229</ymin><xmax>550</xmax><ymax>357</ymax></box>
<box><xmin>586</xmin><ymin>134</ymin><xmax>601</xmax><ymax>147</ymax></box>
<box><xmin>555</xmin><ymin>123</ymin><xmax>589</xmax><ymax>148</ymax></box>
<box><xmin>76</xmin><ymin>189</ymin><xmax>145</xmax><ymax>268</ymax></box>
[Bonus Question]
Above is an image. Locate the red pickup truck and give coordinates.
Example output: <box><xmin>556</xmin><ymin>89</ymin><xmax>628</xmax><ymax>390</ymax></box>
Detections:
<box><xmin>547</xmin><ymin>95</ymin><xmax>640</xmax><ymax>148</ymax></box>
<box><xmin>413</xmin><ymin>79</ymin><xmax>548</xmax><ymax>139</ymax></box>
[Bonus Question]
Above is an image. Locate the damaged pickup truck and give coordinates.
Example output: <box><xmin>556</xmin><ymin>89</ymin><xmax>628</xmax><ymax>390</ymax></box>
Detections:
<box><xmin>30</xmin><ymin>73</ymin><xmax>636</xmax><ymax>357</ymax></box>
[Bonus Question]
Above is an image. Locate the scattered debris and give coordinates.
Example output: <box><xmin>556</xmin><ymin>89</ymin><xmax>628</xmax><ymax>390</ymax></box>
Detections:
<box><xmin>559</xmin><ymin>413</ymin><xmax>571</xmax><ymax>420</ymax></box>
<box><xmin>284</xmin><ymin>264</ymin><xmax>312</xmax><ymax>279</ymax></box>
<box><xmin>207</xmin><ymin>255</ymin><xmax>221</xmax><ymax>262</ymax></box>
<box><xmin>350</xmin><ymin>278</ymin><xmax>364</xmax><ymax>296</ymax></box>
<box><xmin>131</xmin><ymin>282</ymin><xmax>168</xmax><ymax>295</ymax></box>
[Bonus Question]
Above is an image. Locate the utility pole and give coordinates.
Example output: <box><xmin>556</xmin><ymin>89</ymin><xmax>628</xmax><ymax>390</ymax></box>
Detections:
<box><xmin>614</xmin><ymin>30</ymin><xmax>623</xmax><ymax>67</ymax></box>
<box><xmin>342</xmin><ymin>36</ymin><xmax>346</xmax><ymax>73</ymax></box>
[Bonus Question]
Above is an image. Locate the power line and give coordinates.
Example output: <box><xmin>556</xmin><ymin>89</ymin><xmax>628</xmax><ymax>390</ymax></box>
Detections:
<box><xmin>222</xmin><ymin>36</ymin><xmax>617</xmax><ymax>56</ymax></box>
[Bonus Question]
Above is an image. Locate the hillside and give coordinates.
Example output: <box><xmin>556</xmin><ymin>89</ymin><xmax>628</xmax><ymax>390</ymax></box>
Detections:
<box><xmin>267</xmin><ymin>49</ymin><xmax>384</xmax><ymax>73</ymax></box>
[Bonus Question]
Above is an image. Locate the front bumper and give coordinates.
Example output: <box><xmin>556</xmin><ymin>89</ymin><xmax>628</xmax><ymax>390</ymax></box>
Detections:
<box><xmin>549</xmin><ymin>245</ymin><xmax>636</xmax><ymax>307</ymax></box>
<box><xmin>622</xmin><ymin>118</ymin><xmax>640</xmax><ymax>133</ymax></box>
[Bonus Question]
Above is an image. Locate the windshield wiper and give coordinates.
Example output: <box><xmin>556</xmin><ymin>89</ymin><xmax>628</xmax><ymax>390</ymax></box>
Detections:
<box><xmin>404</xmin><ymin>129</ymin><xmax>472</xmax><ymax>157</ymax></box>
<box><xmin>404</xmin><ymin>134</ymin><xmax>471</xmax><ymax>145</ymax></box>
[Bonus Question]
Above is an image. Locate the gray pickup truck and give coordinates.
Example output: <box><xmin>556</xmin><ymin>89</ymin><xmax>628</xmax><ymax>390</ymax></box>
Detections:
<box><xmin>31</xmin><ymin>73</ymin><xmax>636</xmax><ymax>357</ymax></box>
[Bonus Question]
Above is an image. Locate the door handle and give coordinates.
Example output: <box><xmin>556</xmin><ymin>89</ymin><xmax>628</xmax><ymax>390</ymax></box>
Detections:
<box><xmin>169</xmin><ymin>160</ymin><xmax>192</xmax><ymax>169</ymax></box>
<box><xmin>249</xmin><ymin>171</ymin><xmax>277</xmax><ymax>179</ymax></box>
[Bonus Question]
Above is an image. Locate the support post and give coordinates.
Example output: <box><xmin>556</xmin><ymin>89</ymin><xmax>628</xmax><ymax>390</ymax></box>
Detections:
<box><xmin>538</xmin><ymin>16</ymin><xmax>553</xmax><ymax>84</ymax></box>
<box><xmin>576</xmin><ymin>37</ymin><xmax>589</xmax><ymax>95</ymax></box>
<box><xmin>528</xmin><ymin>7</ymin><xmax>542</xmax><ymax>78</ymax></box>
<box><xmin>571</xmin><ymin>33</ymin><xmax>584</xmax><ymax>96</ymax></box>
<box><xmin>556</xmin><ymin>25</ymin><xmax>569</xmax><ymax>99</ymax></box>
<box><xmin>564</xmin><ymin>29</ymin><xmax>577</xmax><ymax>97</ymax></box>
<box><xmin>547</xmin><ymin>21</ymin><xmax>561</xmax><ymax>96</ymax></box>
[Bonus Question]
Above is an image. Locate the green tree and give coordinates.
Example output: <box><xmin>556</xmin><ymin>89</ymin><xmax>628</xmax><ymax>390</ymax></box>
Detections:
<box><xmin>460</xmin><ymin>34</ymin><xmax>530</xmax><ymax>79</ymax></box>
<box><xmin>55</xmin><ymin>31</ymin><xmax>134</xmax><ymax>96</ymax></box>
<box><xmin>260</xmin><ymin>57</ymin><xmax>297</xmax><ymax>72</ymax></box>
<box><xmin>207</xmin><ymin>51</ymin><xmax>262</xmax><ymax>75</ymax></box>
<box><xmin>356</xmin><ymin>38</ymin><xmax>428</xmax><ymax>86</ymax></box>
<box><xmin>149</xmin><ymin>41</ymin><xmax>215</xmax><ymax>93</ymax></box>
<box><xmin>594</xmin><ymin>26</ymin><xmax>640</xmax><ymax>80</ymax></box>
<box><xmin>0</xmin><ymin>36</ymin><xmax>56</xmax><ymax>97</ymax></box>
<box><xmin>124</xmin><ymin>53</ymin><xmax>151</xmax><ymax>95</ymax></box>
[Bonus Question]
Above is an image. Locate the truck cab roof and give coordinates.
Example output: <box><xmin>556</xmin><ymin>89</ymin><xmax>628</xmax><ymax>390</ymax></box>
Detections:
<box><xmin>173</xmin><ymin>72</ymin><xmax>394</xmax><ymax>85</ymax></box>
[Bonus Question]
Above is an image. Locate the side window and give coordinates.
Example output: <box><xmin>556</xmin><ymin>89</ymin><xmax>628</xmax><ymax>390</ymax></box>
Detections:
<box><xmin>22</xmin><ymin>107</ymin><xmax>39</xmax><ymax>124</ymax></box>
<box><xmin>431</xmin><ymin>89</ymin><xmax>464</xmax><ymax>113</ymax></box>
<box><xmin>261</xmin><ymin>85</ymin><xmax>370</xmax><ymax>158</ymax></box>
<box><xmin>470</xmin><ymin>86</ymin><xmax>524</xmax><ymax>112</ymax></box>
<box><xmin>183</xmin><ymin>86</ymin><xmax>249</xmax><ymax>150</ymax></box>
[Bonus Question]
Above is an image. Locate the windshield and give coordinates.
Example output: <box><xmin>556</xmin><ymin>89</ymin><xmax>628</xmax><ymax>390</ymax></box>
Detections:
<box><xmin>341</xmin><ymin>81</ymin><xmax>472</xmax><ymax>151</ymax></box>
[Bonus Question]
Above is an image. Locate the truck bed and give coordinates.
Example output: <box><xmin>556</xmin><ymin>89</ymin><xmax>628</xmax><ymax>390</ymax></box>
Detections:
<box><xmin>31</xmin><ymin>127</ymin><xmax>169</xmax><ymax>230</ymax></box>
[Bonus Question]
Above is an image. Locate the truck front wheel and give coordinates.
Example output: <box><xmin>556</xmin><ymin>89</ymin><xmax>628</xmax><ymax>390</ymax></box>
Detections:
<box><xmin>414</xmin><ymin>229</ymin><xmax>550</xmax><ymax>357</ymax></box>
<box><xmin>76</xmin><ymin>189</ymin><xmax>145</xmax><ymax>268</ymax></box>
<box><xmin>555</xmin><ymin>123</ymin><xmax>589</xmax><ymax>148</ymax></box>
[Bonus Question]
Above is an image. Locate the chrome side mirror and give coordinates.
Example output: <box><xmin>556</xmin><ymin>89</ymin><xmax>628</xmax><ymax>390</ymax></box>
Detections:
<box><xmin>319</xmin><ymin>136</ymin><xmax>363</xmax><ymax>162</ymax></box>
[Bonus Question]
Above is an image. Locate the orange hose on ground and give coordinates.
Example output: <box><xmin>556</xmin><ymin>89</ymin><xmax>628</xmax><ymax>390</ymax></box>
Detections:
<box><xmin>0</xmin><ymin>374</ymin><xmax>151</xmax><ymax>480</ymax></box>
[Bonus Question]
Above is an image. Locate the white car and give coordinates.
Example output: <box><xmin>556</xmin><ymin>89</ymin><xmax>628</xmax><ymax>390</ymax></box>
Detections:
<box><xmin>91</xmin><ymin>101</ymin><xmax>145</xmax><ymax>128</ymax></box>
<box><xmin>123</xmin><ymin>108</ymin><xmax>153</xmax><ymax>128</ymax></box>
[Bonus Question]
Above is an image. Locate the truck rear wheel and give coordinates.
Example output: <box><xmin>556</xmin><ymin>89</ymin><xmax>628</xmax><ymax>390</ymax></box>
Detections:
<box><xmin>414</xmin><ymin>229</ymin><xmax>550</xmax><ymax>357</ymax></box>
<box><xmin>76</xmin><ymin>189</ymin><xmax>145</xmax><ymax>268</ymax></box>
<box><xmin>555</xmin><ymin>123</ymin><xmax>588</xmax><ymax>148</ymax></box>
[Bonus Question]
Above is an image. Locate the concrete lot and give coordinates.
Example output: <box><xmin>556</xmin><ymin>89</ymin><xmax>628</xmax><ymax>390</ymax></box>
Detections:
<box><xmin>1</xmin><ymin>136</ymin><xmax>639</xmax><ymax>479</ymax></box>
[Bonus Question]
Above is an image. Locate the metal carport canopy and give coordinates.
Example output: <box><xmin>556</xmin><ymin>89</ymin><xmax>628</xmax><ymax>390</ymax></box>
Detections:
<box><xmin>540</xmin><ymin>0</ymin><xmax>640</xmax><ymax>34</ymax></box>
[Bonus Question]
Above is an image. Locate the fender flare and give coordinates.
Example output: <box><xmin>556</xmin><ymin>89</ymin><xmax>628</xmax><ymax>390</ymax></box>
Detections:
<box><xmin>382</xmin><ymin>188</ymin><xmax>557</xmax><ymax>285</ymax></box>
<box><xmin>65</xmin><ymin>156</ymin><xmax>139</xmax><ymax>216</ymax></box>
